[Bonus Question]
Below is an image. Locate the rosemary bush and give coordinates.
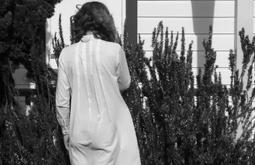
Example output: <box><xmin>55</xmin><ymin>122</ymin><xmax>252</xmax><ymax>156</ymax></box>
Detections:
<box><xmin>123</xmin><ymin>22</ymin><xmax>255</xmax><ymax>165</ymax></box>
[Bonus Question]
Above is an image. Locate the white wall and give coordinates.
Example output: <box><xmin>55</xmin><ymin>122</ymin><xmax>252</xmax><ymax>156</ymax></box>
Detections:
<box><xmin>235</xmin><ymin>0</ymin><xmax>254</xmax><ymax>139</ymax></box>
<box><xmin>15</xmin><ymin>0</ymin><xmax>255</xmax><ymax>89</ymax></box>
<box><xmin>236</xmin><ymin>0</ymin><xmax>253</xmax><ymax>70</ymax></box>
<box><xmin>13</xmin><ymin>64</ymin><xmax>35</xmax><ymax>89</ymax></box>
<box><xmin>137</xmin><ymin>0</ymin><xmax>235</xmax><ymax>86</ymax></box>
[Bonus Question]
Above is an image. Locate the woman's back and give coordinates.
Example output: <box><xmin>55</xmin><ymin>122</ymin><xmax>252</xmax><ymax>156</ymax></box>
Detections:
<box><xmin>56</xmin><ymin>34</ymin><xmax>141</xmax><ymax>165</ymax></box>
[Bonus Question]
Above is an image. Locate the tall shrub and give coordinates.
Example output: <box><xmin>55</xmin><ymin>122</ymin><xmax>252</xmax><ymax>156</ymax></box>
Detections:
<box><xmin>122</xmin><ymin>22</ymin><xmax>255</xmax><ymax>165</ymax></box>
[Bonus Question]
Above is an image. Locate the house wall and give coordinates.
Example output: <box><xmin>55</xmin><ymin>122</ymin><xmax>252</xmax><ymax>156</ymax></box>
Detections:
<box><xmin>137</xmin><ymin>0</ymin><xmax>253</xmax><ymax>86</ymax></box>
<box><xmin>13</xmin><ymin>64</ymin><xmax>32</xmax><ymax>89</ymax></box>
<box><xmin>235</xmin><ymin>0</ymin><xmax>253</xmax><ymax>71</ymax></box>
<box><xmin>14</xmin><ymin>0</ymin><xmax>255</xmax><ymax>90</ymax></box>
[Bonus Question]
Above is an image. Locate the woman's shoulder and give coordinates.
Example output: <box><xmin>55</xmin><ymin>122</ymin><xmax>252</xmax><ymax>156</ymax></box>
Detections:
<box><xmin>61</xmin><ymin>42</ymin><xmax>80</xmax><ymax>55</ymax></box>
<box><xmin>59</xmin><ymin>43</ymin><xmax>80</xmax><ymax>63</ymax></box>
<box><xmin>99</xmin><ymin>39</ymin><xmax>121</xmax><ymax>51</ymax></box>
<box><xmin>62</xmin><ymin>42</ymin><xmax>79</xmax><ymax>53</ymax></box>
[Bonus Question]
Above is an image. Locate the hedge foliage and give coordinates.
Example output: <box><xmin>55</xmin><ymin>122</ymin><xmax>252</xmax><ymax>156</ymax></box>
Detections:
<box><xmin>122</xmin><ymin>22</ymin><xmax>255</xmax><ymax>165</ymax></box>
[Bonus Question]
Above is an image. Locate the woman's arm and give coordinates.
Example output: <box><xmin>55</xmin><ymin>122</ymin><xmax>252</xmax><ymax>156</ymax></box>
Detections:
<box><xmin>117</xmin><ymin>47</ymin><xmax>131</xmax><ymax>91</ymax></box>
<box><xmin>55</xmin><ymin>50</ymin><xmax>71</xmax><ymax>136</ymax></box>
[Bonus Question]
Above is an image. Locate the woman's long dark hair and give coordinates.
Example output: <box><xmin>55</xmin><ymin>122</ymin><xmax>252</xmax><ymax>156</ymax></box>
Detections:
<box><xmin>73</xmin><ymin>1</ymin><xmax>117</xmax><ymax>43</ymax></box>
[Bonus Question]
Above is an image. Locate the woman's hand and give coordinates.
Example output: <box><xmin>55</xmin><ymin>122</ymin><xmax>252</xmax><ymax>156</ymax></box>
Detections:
<box><xmin>63</xmin><ymin>134</ymin><xmax>69</xmax><ymax>150</ymax></box>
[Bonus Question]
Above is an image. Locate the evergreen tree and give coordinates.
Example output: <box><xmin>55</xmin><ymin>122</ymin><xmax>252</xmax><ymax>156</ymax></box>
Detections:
<box><xmin>0</xmin><ymin>1</ymin><xmax>70</xmax><ymax>164</ymax></box>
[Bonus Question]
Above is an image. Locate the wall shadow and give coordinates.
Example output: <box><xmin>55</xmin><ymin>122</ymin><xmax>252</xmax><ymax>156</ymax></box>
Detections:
<box><xmin>192</xmin><ymin>0</ymin><xmax>215</xmax><ymax>67</ymax></box>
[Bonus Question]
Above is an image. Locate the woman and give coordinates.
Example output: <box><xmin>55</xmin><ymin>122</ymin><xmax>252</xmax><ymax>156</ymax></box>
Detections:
<box><xmin>55</xmin><ymin>1</ymin><xmax>141</xmax><ymax>165</ymax></box>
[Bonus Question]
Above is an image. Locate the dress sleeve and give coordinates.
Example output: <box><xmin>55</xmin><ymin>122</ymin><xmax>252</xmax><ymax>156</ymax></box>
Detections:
<box><xmin>56</xmin><ymin>50</ymin><xmax>71</xmax><ymax>135</ymax></box>
<box><xmin>117</xmin><ymin>46</ymin><xmax>131</xmax><ymax>91</ymax></box>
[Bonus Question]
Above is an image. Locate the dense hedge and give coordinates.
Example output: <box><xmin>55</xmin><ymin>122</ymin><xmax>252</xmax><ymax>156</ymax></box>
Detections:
<box><xmin>122</xmin><ymin>23</ymin><xmax>255</xmax><ymax>165</ymax></box>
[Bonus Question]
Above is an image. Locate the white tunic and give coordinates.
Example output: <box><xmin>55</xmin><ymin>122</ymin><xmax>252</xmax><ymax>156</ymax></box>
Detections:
<box><xmin>55</xmin><ymin>34</ymin><xmax>141</xmax><ymax>165</ymax></box>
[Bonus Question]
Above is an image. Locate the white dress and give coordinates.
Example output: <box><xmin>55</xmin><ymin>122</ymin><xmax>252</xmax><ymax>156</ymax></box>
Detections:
<box><xmin>55</xmin><ymin>34</ymin><xmax>141</xmax><ymax>165</ymax></box>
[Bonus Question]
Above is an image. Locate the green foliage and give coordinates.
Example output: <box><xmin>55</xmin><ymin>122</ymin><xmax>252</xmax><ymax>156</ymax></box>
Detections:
<box><xmin>123</xmin><ymin>22</ymin><xmax>255</xmax><ymax>165</ymax></box>
<box><xmin>0</xmin><ymin>0</ymin><xmax>71</xmax><ymax>164</ymax></box>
